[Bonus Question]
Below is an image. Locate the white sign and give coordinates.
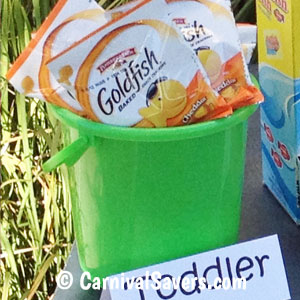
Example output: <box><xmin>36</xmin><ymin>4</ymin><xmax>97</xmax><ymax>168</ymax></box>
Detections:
<box><xmin>103</xmin><ymin>235</ymin><xmax>290</xmax><ymax>300</ymax></box>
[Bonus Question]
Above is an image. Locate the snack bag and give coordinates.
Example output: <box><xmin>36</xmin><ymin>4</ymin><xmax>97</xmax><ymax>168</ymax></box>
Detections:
<box><xmin>47</xmin><ymin>0</ymin><xmax>231</xmax><ymax>127</ymax></box>
<box><xmin>108</xmin><ymin>0</ymin><xmax>143</xmax><ymax>19</ymax></box>
<box><xmin>167</xmin><ymin>0</ymin><xmax>263</xmax><ymax>109</ymax></box>
<box><xmin>237</xmin><ymin>23</ymin><xmax>257</xmax><ymax>65</ymax></box>
<box><xmin>6</xmin><ymin>0</ymin><xmax>107</xmax><ymax>114</ymax></box>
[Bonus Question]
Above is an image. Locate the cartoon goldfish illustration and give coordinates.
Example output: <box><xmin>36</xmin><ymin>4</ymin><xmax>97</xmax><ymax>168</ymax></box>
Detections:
<box><xmin>278</xmin><ymin>141</ymin><xmax>290</xmax><ymax>161</ymax></box>
<box><xmin>139</xmin><ymin>78</ymin><xmax>187</xmax><ymax>127</ymax></box>
<box><xmin>264</xmin><ymin>123</ymin><xmax>274</xmax><ymax>143</ymax></box>
<box><xmin>271</xmin><ymin>148</ymin><xmax>283</xmax><ymax>168</ymax></box>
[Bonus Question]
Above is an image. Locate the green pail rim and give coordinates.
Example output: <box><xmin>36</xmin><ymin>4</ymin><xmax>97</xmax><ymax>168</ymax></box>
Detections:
<box><xmin>44</xmin><ymin>74</ymin><xmax>260</xmax><ymax>172</ymax></box>
<box><xmin>50</xmin><ymin>104</ymin><xmax>258</xmax><ymax>142</ymax></box>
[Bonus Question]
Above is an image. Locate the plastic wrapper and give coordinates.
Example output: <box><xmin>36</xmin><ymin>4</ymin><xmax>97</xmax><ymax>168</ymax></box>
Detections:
<box><xmin>237</xmin><ymin>23</ymin><xmax>257</xmax><ymax>65</ymax></box>
<box><xmin>47</xmin><ymin>0</ymin><xmax>231</xmax><ymax>127</ymax></box>
<box><xmin>167</xmin><ymin>0</ymin><xmax>263</xmax><ymax>109</ymax></box>
<box><xmin>6</xmin><ymin>0</ymin><xmax>106</xmax><ymax>114</ymax></box>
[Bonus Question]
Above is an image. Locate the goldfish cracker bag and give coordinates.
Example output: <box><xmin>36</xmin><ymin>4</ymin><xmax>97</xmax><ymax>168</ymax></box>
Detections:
<box><xmin>47</xmin><ymin>0</ymin><xmax>231</xmax><ymax>128</ymax></box>
<box><xmin>6</xmin><ymin>0</ymin><xmax>107</xmax><ymax>114</ymax></box>
<box><xmin>167</xmin><ymin>0</ymin><xmax>263</xmax><ymax>109</ymax></box>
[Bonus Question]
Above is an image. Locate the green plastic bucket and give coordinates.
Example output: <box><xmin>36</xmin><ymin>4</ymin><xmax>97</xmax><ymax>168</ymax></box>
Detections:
<box><xmin>43</xmin><ymin>103</ymin><xmax>257</xmax><ymax>279</ymax></box>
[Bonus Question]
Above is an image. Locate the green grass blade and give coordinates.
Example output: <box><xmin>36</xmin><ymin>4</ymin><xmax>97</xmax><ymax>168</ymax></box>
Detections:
<box><xmin>21</xmin><ymin>252</ymin><xmax>56</xmax><ymax>300</ymax></box>
<box><xmin>0</xmin><ymin>226</ymin><xmax>19</xmax><ymax>278</ymax></box>
<box><xmin>32</xmin><ymin>0</ymin><xmax>41</xmax><ymax>27</ymax></box>
<box><xmin>1</xmin><ymin>271</ymin><xmax>11</xmax><ymax>300</ymax></box>
<box><xmin>16</xmin><ymin>94</ymin><xmax>41</xmax><ymax>250</ymax></box>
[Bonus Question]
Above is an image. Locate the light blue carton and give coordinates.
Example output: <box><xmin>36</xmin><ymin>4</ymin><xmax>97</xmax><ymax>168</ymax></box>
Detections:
<box><xmin>259</xmin><ymin>64</ymin><xmax>300</xmax><ymax>224</ymax></box>
<box><xmin>257</xmin><ymin>0</ymin><xmax>300</xmax><ymax>224</ymax></box>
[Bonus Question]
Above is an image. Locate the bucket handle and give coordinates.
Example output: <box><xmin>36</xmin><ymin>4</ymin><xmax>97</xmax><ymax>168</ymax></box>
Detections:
<box><xmin>42</xmin><ymin>136</ymin><xmax>90</xmax><ymax>172</ymax></box>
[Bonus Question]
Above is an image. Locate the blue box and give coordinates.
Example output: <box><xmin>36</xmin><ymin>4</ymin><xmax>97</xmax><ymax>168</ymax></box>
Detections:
<box><xmin>257</xmin><ymin>0</ymin><xmax>300</xmax><ymax>224</ymax></box>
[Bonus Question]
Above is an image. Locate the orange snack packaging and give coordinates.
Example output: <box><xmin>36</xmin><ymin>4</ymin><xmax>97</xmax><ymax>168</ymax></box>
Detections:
<box><xmin>6</xmin><ymin>0</ymin><xmax>106</xmax><ymax>114</ymax></box>
<box><xmin>46</xmin><ymin>0</ymin><xmax>231</xmax><ymax>128</ymax></box>
<box><xmin>167</xmin><ymin>0</ymin><xmax>263</xmax><ymax>109</ymax></box>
